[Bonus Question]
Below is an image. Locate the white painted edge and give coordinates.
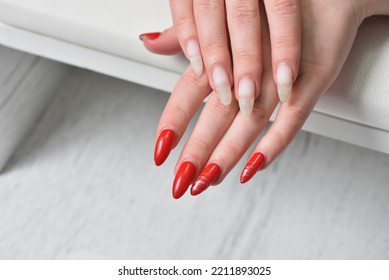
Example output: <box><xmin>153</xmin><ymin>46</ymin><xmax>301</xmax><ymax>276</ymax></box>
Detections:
<box><xmin>0</xmin><ymin>22</ymin><xmax>180</xmax><ymax>94</ymax></box>
<box><xmin>1</xmin><ymin>21</ymin><xmax>389</xmax><ymax>155</ymax></box>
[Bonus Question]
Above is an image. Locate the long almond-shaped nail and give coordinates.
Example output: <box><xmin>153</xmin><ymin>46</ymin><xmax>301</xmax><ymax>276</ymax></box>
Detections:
<box><xmin>154</xmin><ymin>129</ymin><xmax>175</xmax><ymax>166</ymax></box>
<box><xmin>139</xmin><ymin>32</ymin><xmax>161</xmax><ymax>41</ymax></box>
<box><xmin>240</xmin><ymin>152</ymin><xmax>266</xmax><ymax>184</ymax></box>
<box><xmin>187</xmin><ymin>39</ymin><xmax>203</xmax><ymax>76</ymax></box>
<box><xmin>277</xmin><ymin>63</ymin><xmax>293</xmax><ymax>103</ymax></box>
<box><xmin>238</xmin><ymin>77</ymin><xmax>255</xmax><ymax>117</ymax></box>
<box><xmin>212</xmin><ymin>66</ymin><xmax>232</xmax><ymax>106</ymax></box>
<box><xmin>191</xmin><ymin>163</ymin><xmax>221</xmax><ymax>196</ymax></box>
<box><xmin>172</xmin><ymin>161</ymin><xmax>197</xmax><ymax>199</ymax></box>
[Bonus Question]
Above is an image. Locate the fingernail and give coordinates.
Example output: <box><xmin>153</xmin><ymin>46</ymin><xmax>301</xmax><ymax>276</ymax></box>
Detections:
<box><xmin>240</xmin><ymin>152</ymin><xmax>266</xmax><ymax>184</ymax></box>
<box><xmin>139</xmin><ymin>32</ymin><xmax>161</xmax><ymax>41</ymax></box>
<box><xmin>187</xmin><ymin>39</ymin><xmax>203</xmax><ymax>76</ymax></box>
<box><xmin>277</xmin><ymin>63</ymin><xmax>293</xmax><ymax>103</ymax></box>
<box><xmin>154</xmin><ymin>129</ymin><xmax>175</xmax><ymax>166</ymax></box>
<box><xmin>172</xmin><ymin>161</ymin><xmax>197</xmax><ymax>199</ymax></box>
<box><xmin>212</xmin><ymin>65</ymin><xmax>232</xmax><ymax>106</ymax></box>
<box><xmin>191</xmin><ymin>163</ymin><xmax>222</xmax><ymax>196</ymax></box>
<box><xmin>238</xmin><ymin>77</ymin><xmax>255</xmax><ymax>117</ymax></box>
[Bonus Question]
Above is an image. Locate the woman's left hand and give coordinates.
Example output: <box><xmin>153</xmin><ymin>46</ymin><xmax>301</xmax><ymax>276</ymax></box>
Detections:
<box><xmin>143</xmin><ymin>0</ymin><xmax>370</xmax><ymax>199</ymax></box>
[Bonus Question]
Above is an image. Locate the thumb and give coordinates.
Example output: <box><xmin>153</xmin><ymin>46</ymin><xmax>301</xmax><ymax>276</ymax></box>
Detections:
<box><xmin>140</xmin><ymin>27</ymin><xmax>182</xmax><ymax>55</ymax></box>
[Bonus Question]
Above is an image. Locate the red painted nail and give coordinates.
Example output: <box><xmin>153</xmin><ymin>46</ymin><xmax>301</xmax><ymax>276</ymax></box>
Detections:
<box><xmin>191</xmin><ymin>163</ymin><xmax>221</xmax><ymax>196</ymax></box>
<box><xmin>240</xmin><ymin>152</ymin><xmax>266</xmax><ymax>184</ymax></box>
<box><xmin>139</xmin><ymin>32</ymin><xmax>161</xmax><ymax>41</ymax></box>
<box><xmin>172</xmin><ymin>162</ymin><xmax>197</xmax><ymax>199</ymax></box>
<box><xmin>154</xmin><ymin>129</ymin><xmax>175</xmax><ymax>166</ymax></box>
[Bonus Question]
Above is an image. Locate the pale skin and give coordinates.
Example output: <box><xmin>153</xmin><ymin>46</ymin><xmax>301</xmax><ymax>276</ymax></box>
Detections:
<box><xmin>143</xmin><ymin>0</ymin><xmax>389</xmax><ymax>188</ymax></box>
<box><xmin>168</xmin><ymin>0</ymin><xmax>301</xmax><ymax>109</ymax></box>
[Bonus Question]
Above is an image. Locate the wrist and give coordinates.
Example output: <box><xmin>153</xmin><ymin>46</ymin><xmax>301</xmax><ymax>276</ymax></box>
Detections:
<box><xmin>363</xmin><ymin>0</ymin><xmax>389</xmax><ymax>17</ymax></box>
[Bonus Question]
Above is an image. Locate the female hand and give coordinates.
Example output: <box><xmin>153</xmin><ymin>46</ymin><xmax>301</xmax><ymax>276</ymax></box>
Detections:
<box><xmin>142</xmin><ymin>0</ymin><xmax>301</xmax><ymax>114</ymax></box>
<box><xmin>143</xmin><ymin>0</ymin><xmax>387</xmax><ymax>199</ymax></box>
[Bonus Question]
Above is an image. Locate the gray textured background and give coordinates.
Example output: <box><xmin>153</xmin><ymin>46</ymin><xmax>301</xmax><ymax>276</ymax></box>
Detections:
<box><xmin>1</xmin><ymin>46</ymin><xmax>389</xmax><ymax>259</ymax></box>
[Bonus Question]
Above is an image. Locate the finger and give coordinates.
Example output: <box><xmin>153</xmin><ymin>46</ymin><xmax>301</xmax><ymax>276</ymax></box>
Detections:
<box><xmin>189</xmin><ymin>1</ymin><xmax>278</xmax><ymax>195</ymax></box>
<box><xmin>263</xmin><ymin>0</ymin><xmax>301</xmax><ymax>103</ymax></box>
<box><xmin>140</xmin><ymin>27</ymin><xmax>182</xmax><ymax>55</ymax></box>
<box><xmin>225</xmin><ymin>0</ymin><xmax>262</xmax><ymax>117</ymax></box>
<box><xmin>169</xmin><ymin>0</ymin><xmax>204</xmax><ymax>75</ymax></box>
<box><xmin>154</xmin><ymin>66</ymin><xmax>210</xmax><ymax>166</ymax></box>
<box><xmin>173</xmin><ymin>93</ymin><xmax>239</xmax><ymax>198</ymax></box>
<box><xmin>207</xmin><ymin>90</ymin><xmax>279</xmax><ymax>186</ymax></box>
<box><xmin>194</xmin><ymin>0</ymin><xmax>234</xmax><ymax>106</ymax></box>
<box><xmin>190</xmin><ymin>76</ymin><xmax>279</xmax><ymax>195</ymax></box>
<box><xmin>240</xmin><ymin>73</ymin><xmax>324</xmax><ymax>184</ymax></box>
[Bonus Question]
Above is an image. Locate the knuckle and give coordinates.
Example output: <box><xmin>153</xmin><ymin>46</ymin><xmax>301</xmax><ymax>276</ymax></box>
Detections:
<box><xmin>196</xmin><ymin>0</ymin><xmax>223</xmax><ymax>12</ymax></box>
<box><xmin>230</xmin><ymin>4</ymin><xmax>259</xmax><ymax>22</ymax></box>
<box><xmin>269</xmin><ymin>0</ymin><xmax>299</xmax><ymax>16</ymax></box>
<box><xmin>174</xmin><ymin>14</ymin><xmax>194</xmax><ymax>31</ymax></box>
<box><xmin>169</xmin><ymin>102</ymin><xmax>191</xmax><ymax>124</ymax></box>
<box><xmin>270</xmin><ymin>128</ymin><xmax>290</xmax><ymax>150</ymax></box>
<box><xmin>190</xmin><ymin>135</ymin><xmax>212</xmax><ymax>155</ymax></box>
<box><xmin>222</xmin><ymin>140</ymin><xmax>242</xmax><ymax>159</ymax></box>
<box><xmin>200</xmin><ymin>40</ymin><xmax>227</xmax><ymax>57</ymax></box>
<box><xmin>272</xmin><ymin>35</ymin><xmax>298</xmax><ymax>51</ymax></box>
<box><xmin>345</xmin><ymin>1</ymin><xmax>365</xmax><ymax>25</ymax></box>
<box><xmin>209</xmin><ymin>94</ymin><xmax>238</xmax><ymax>117</ymax></box>
<box><xmin>287</xmin><ymin>104</ymin><xmax>309</xmax><ymax>124</ymax></box>
<box><xmin>180</xmin><ymin>71</ymin><xmax>209</xmax><ymax>90</ymax></box>
<box><xmin>210</xmin><ymin>99</ymin><xmax>232</xmax><ymax>116</ymax></box>
<box><xmin>234</xmin><ymin>49</ymin><xmax>261</xmax><ymax>65</ymax></box>
<box><xmin>301</xmin><ymin>57</ymin><xmax>329</xmax><ymax>74</ymax></box>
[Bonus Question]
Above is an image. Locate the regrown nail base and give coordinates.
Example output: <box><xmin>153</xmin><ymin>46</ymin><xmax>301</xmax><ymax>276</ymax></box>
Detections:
<box><xmin>240</xmin><ymin>152</ymin><xmax>266</xmax><ymax>184</ymax></box>
<box><xmin>186</xmin><ymin>39</ymin><xmax>203</xmax><ymax>76</ymax></box>
<box><xmin>238</xmin><ymin>77</ymin><xmax>255</xmax><ymax>117</ymax></box>
<box><xmin>154</xmin><ymin>129</ymin><xmax>175</xmax><ymax>166</ymax></box>
<box><xmin>191</xmin><ymin>163</ymin><xmax>222</xmax><ymax>196</ymax></box>
<box><xmin>172</xmin><ymin>161</ymin><xmax>197</xmax><ymax>199</ymax></box>
<box><xmin>212</xmin><ymin>66</ymin><xmax>232</xmax><ymax>106</ymax></box>
<box><xmin>277</xmin><ymin>63</ymin><xmax>293</xmax><ymax>103</ymax></box>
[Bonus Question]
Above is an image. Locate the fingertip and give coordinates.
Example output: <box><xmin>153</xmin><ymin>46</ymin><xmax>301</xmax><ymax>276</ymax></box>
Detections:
<box><xmin>139</xmin><ymin>32</ymin><xmax>161</xmax><ymax>41</ymax></box>
<box><xmin>140</xmin><ymin>28</ymin><xmax>182</xmax><ymax>55</ymax></box>
<box><xmin>240</xmin><ymin>152</ymin><xmax>266</xmax><ymax>184</ymax></box>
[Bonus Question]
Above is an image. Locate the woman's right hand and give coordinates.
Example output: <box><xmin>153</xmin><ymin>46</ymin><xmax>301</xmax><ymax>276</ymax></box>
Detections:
<box><xmin>167</xmin><ymin>0</ymin><xmax>301</xmax><ymax>114</ymax></box>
